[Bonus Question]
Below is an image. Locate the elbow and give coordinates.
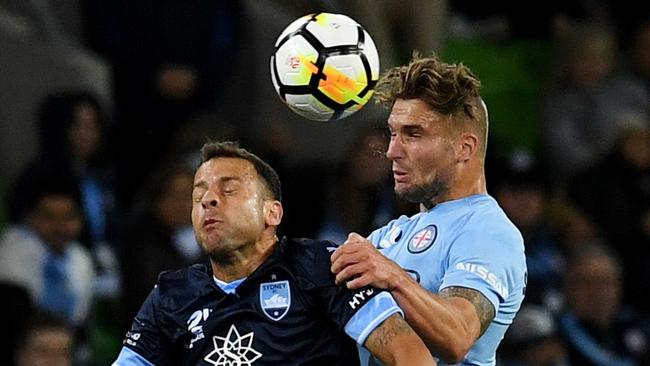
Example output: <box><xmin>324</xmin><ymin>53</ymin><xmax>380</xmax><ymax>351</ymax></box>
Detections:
<box><xmin>436</xmin><ymin>338</ymin><xmax>473</xmax><ymax>364</ymax></box>
<box><xmin>443</xmin><ymin>351</ymin><xmax>468</xmax><ymax>364</ymax></box>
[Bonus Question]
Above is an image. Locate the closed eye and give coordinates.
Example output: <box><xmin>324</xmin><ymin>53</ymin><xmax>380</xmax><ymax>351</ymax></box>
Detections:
<box><xmin>403</xmin><ymin>125</ymin><xmax>423</xmax><ymax>138</ymax></box>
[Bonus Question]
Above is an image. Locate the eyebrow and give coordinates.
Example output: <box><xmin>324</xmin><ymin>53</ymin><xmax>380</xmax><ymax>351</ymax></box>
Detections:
<box><xmin>388</xmin><ymin>122</ymin><xmax>425</xmax><ymax>132</ymax></box>
<box><xmin>193</xmin><ymin>176</ymin><xmax>243</xmax><ymax>189</ymax></box>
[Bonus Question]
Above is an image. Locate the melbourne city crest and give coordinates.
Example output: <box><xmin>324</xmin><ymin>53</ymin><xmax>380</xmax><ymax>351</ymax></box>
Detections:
<box><xmin>408</xmin><ymin>225</ymin><xmax>438</xmax><ymax>253</ymax></box>
<box><xmin>260</xmin><ymin>280</ymin><xmax>291</xmax><ymax>321</ymax></box>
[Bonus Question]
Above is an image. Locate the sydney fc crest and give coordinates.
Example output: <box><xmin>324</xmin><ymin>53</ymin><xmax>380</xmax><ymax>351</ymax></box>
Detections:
<box><xmin>260</xmin><ymin>280</ymin><xmax>291</xmax><ymax>321</ymax></box>
<box><xmin>408</xmin><ymin>225</ymin><xmax>438</xmax><ymax>253</ymax></box>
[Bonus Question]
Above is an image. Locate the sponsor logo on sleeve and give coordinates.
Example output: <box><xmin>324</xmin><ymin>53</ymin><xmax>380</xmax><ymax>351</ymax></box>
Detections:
<box><xmin>348</xmin><ymin>288</ymin><xmax>375</xmax><ymax>310</ymax></box>
<box><xmin>124</xmin><ymin>331</ymin><xmax>141</xmax><ymax>347</ymax></box>
<box><xmin>260</xmin><ymin>280</ymin><xmax>291</xmax><ymax>321</ymax></box>
<box><xmin>455</xmin><ymin>262</ymin><xmax>509</xmax><ymax>298</ymax></box>
<box><xmin>187</xmin><ymin>308</ymin><xmax>211</xmax><ymax>349</ymax></box>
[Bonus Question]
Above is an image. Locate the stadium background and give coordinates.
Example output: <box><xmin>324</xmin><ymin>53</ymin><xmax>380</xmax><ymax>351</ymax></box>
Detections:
<box><xmin>0</xmin><ymin>1</ymin><xmax>648</xmax><ymax>365</ymax></box>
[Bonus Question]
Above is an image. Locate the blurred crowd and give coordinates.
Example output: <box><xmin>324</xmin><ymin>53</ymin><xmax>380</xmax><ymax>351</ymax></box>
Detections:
<box><xmin>0</xmin><ymin>1</ymin><xmax>648</xmax><ymax>365</ymax></box>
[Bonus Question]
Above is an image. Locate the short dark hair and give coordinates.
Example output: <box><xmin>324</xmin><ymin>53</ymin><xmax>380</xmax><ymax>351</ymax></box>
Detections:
<box><xmin>13</xmin><ymin>172</ymin><xmax>81</xmax><ymax>222</ymax></box>
<box><xmin>200</xmin><ymin>141</ymin><xmax>282</xmax><ymax>201</ymax></box>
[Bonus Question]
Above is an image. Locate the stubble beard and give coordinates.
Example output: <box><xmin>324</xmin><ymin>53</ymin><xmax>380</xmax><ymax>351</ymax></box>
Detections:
<box><xmin>396</xmin><ymin>178</ymin><xmax>450</xmax><ymax>206</ymax></box>
<box><xmin>197</xmin><ymin>233</ymin><xmax>241</xmax><ymax>267</ymax></box>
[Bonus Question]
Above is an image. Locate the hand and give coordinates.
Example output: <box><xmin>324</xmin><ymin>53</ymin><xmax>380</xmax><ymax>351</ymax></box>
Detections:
<box><xmin>330</xmin><ymin>233</ymin><xmax>405</xmax><ymax>290</ymax></box>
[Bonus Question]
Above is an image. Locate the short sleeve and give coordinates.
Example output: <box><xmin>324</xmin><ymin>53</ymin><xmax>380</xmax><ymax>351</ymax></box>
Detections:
<box><xmin>289</xmin><ymin>239</ymin><xmax>400</xmax><ymax>344</ymax></box>
<box><xmin>440</xmin><ymin>225</ymin><xmax>524</xmax><ymax>312</ymax></box>
<box><xmin>368</xmin><ymin>215</ymin><xmax>410</xmax><ymax>248</ymax></box>
<box><xmin>118</xmin><ymin>285</ymin><xmax>174</xmax><ymax>366</ymax></box>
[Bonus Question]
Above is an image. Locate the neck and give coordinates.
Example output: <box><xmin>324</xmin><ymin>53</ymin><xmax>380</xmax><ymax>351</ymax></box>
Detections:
<box><xmin>423</xmin><ymin>167</ymin><xmax>487</xmax><ymax>210</ymax></box>
<box><xmin>211</xmin><ymin>234</ymin><xmax>278</xmax><ymax>283</ymax></box>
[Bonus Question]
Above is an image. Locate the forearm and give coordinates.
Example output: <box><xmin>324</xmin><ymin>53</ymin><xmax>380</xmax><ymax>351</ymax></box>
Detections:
<box><xmin>390</xmin><ymin>273</ymin><xmax>479</xmax><ymax>363</ymax></box>
<box><xmin>365</xmin><ymin>313</ymin><xmax>436</xmax><ymax>366</ymax></box>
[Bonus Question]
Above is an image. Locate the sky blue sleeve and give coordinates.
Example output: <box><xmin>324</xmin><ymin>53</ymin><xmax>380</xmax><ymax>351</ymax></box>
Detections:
<box><xmin>440</xmin><ymin>224</ymin><xmax>524</xmax><ymax>312</ymax></box>
<box><xmin>368</xmin><ymin>215</ymin><xmax>409</xmax><ymax>247</ymax></box>
<box><xmin>367</xmin><ymin>221</ymin><xmax>392</xmax><ymax>244</ymax></box>
<box><xmin>112</xmin><ymin>347</ymin><xmax>156</xmax><ymax>366</ymax></box>
<box><xmin>344</xmin><ymin>291</ymin><xmax>403</xmax><ymax>346</ymax></box>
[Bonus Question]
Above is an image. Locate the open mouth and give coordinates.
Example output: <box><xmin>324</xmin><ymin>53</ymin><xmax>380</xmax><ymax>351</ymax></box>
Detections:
<box><xmin>393</xmin><ymin>170</ymin><xmax>408</xmax><ymax>183</ymax></box>
<box><xmin>203</xmin><ymin>218</ymin><xmax>222</xmax><ymax>229</ymax></box>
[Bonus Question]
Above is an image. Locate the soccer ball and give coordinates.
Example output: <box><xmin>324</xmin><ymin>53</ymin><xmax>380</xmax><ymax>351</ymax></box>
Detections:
<box><xmin>270</xmin><ymin>13</ymin><xmax>380</xmax><ymax>122</ymax></box>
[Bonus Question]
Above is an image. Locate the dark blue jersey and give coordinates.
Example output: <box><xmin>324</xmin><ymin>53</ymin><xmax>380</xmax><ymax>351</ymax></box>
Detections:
<box><xmin>113</xmin><ymin>237</ymin><xmax>400</xmax><ymax>366</ymax></box>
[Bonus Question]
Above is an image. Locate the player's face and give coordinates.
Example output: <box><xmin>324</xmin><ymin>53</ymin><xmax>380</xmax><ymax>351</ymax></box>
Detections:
<box><xmin>192</xmin><ymin>158</ymin><xmax>268</xmax><ymax>259</ymax></box>
<box><xmin>386</xmin><ymin>98</ymin><xmax>458</xmax><ymax>204</ymax></box>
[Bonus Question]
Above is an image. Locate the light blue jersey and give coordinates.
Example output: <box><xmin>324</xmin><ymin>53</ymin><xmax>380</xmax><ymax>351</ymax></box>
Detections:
<box><xmin>359</xmin><ymin>194</ymin><xmax>527</xmax><ymax>366</ymax></box>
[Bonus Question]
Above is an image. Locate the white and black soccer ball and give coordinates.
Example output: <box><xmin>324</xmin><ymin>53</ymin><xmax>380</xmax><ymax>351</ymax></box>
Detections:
<box><xmin>270</xmin><ymin>13</ymin><xmax>380</xmax><ymax>122</ymax></box>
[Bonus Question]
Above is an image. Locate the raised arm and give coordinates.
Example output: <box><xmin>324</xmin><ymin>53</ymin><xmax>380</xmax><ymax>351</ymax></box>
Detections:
<box><xmin>364</xmin><ymin>313</ymin><xmax>437</xmax><ymax>366</ymax></box>
<box><xmin>331</xmin><ymin>233</ymin><xmax>494</xmax><ymax>363</ymax></box>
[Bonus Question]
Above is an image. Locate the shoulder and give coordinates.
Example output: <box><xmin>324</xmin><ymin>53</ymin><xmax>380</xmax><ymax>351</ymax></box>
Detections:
<box><xmin>368</xmin><ymin>214</ymin><xmax>415</xmax><ymax>244</ymax></box>
<box><xmin>0</xmin><ymin>226</ymin><xmax>43</xmax><ymax>253</ymax></box>
<box><xmin>464</xmin><ymin>197</ymin><xmax>523</xmax><ymax>246</ymax></box>
<box><xmin>446</xmin><ymin>197</ymin><xmax>526</xmax><ymax>275</ymax></box>
<box><xmin>280</xmin><ymin>237</ymin><xmax>339</xmax><ymax>286</ymax></box>
<box><xmin>156</xmin><ymin>264</ymin><xmax>210</xmax><ymax>289</ymax></box>
<box><xmin>0</xmin><ymin>227</ymin><xmax>45</xmax><ymax>272</ymax></box>
<box><xmin>281</xmin><ymin>236</ymin><xmax>337</xmax><ymax>263</ymax></box>
<box><xmin>381</xmin><ymin>214</ymin><xmax>415</xmax><ymax>231</ymax></box>
<box><xmin>153</xmin><ymin>264</ymin><xmax>213</xmax><ymax>305</ymax></box>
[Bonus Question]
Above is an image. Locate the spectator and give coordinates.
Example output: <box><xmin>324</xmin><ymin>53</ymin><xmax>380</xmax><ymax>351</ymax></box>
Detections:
<box><xmin>557</xmin><ymin>243</ymin><xmax>650</xmax><ymax>365</ymax></box>
<box><xmin>15</xmin><ymin>311</ymin><xmax>75</xmax><ymax>366</ymax></box>
<box><xmin>569</xmin><ymin>123</ymin><xmax>650</xmax><ymax>310</ymax></box>
<box><xmin>7</xmin><ymin>90</ymin><xmax>119</xmax><ymax>297</ymax></box>
<box><xmin>82</xmin><ymin>0</ymin><xmax>243</xmax><ymax>211</ymax></box>
<box><xmin>540</xmin><ymin>23</ymin><xmax>618</xmax><ymax>186</ymax></box>
<box><xmin>499</xmin><ymin>304</ymin><xmax>570</xmax><ymax>366</ymax></box>
<box><xmin>0</xmin><ymin>175</ymin><xmax>95</xmax><ymax>362</ymax></box>
<box><xmin>9</xmin><ymin>91</ymin><xmax>115</xmax><ymax>239</ymax></box>
<box><xmin>601</xmin><ymin>19</ymin><xmax>650</xmax><ymax>130</ymax></box>
<box><xmin>490</xmin><ymin>150</ymin><xmax>565</xmax><ymax>306</ymax></box>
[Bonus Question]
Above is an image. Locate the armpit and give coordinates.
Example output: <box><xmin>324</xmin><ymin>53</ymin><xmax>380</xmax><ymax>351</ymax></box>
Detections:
<box><xmin>439</xmin><ymin>286</ymin><xmax>495</xmax><ymax>335</ymax></box>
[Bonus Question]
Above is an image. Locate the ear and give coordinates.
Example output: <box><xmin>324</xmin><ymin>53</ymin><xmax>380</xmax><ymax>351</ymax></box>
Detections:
<box><xmin>458</xmin><ymin>132</ymin><xmax>479</xmax><ymax>162</ymax></box>
<box><xmin>264</xmin><ymin>200</ymin><xmax>283</xmax><ymax>227</ymax></box>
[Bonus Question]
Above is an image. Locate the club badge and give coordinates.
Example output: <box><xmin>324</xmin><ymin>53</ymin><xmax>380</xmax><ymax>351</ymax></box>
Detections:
<box><xmin>260</xmin><ymin>280</ymin><xmax>291</xmax><ymax>321</ymax></box>
<box><xmin>408</xmin><ymin>225</ymin><xmax>438</xmax><ymax>253</ymax></box>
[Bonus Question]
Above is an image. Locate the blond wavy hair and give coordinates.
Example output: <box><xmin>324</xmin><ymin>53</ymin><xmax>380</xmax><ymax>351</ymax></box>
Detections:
<box><xmin>375</xmin><ymin>53</ymin><xmax>488</xmax><ymax>158</ymax></box>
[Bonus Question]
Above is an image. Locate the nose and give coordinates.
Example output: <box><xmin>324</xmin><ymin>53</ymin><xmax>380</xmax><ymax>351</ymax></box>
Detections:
<box><xmin>386</xmin><ymin>136</ymin><xmax>403</xmax><ymax>161</ymax></box>
<box><xmin>201</xmin><ymin>190</ymin><xmax>219</xmax><ymax>208</ymax></box>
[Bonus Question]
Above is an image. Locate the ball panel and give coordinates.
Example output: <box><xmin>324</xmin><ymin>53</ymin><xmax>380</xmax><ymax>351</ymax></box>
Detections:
<box><xmin>318</xmin><ymin>55</ymin><xmax>369</xmax><ymax>105</ymax></box>
<box><xmin>270</xmin><ymin>56</ymin><xmax>280</xmax><ymax>90</ymax></box>
<box><xmin>361</xmin><ymin>30</ymin><xmax>380</xmax><ymax>80</ymax></box>
<box><xmin>274</xmin><ymin>35</ymin><xmax>319</xmax><ymax>86</ymax></box>
<box><xmin>285</xmin><ymin>94</ymin><xmax>335</xmax><ymax>121</ymax></box>
<box><xmin>305</xmin><ymin>13</ymin><xmax>360</xmax><ymax>48</ymax></box>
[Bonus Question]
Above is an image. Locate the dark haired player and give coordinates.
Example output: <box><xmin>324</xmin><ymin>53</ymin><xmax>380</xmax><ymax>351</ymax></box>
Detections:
<box><xmin>113</xmin><ymin>141</ymin><xmax>435</xmax><ymax>366</ymax></box>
